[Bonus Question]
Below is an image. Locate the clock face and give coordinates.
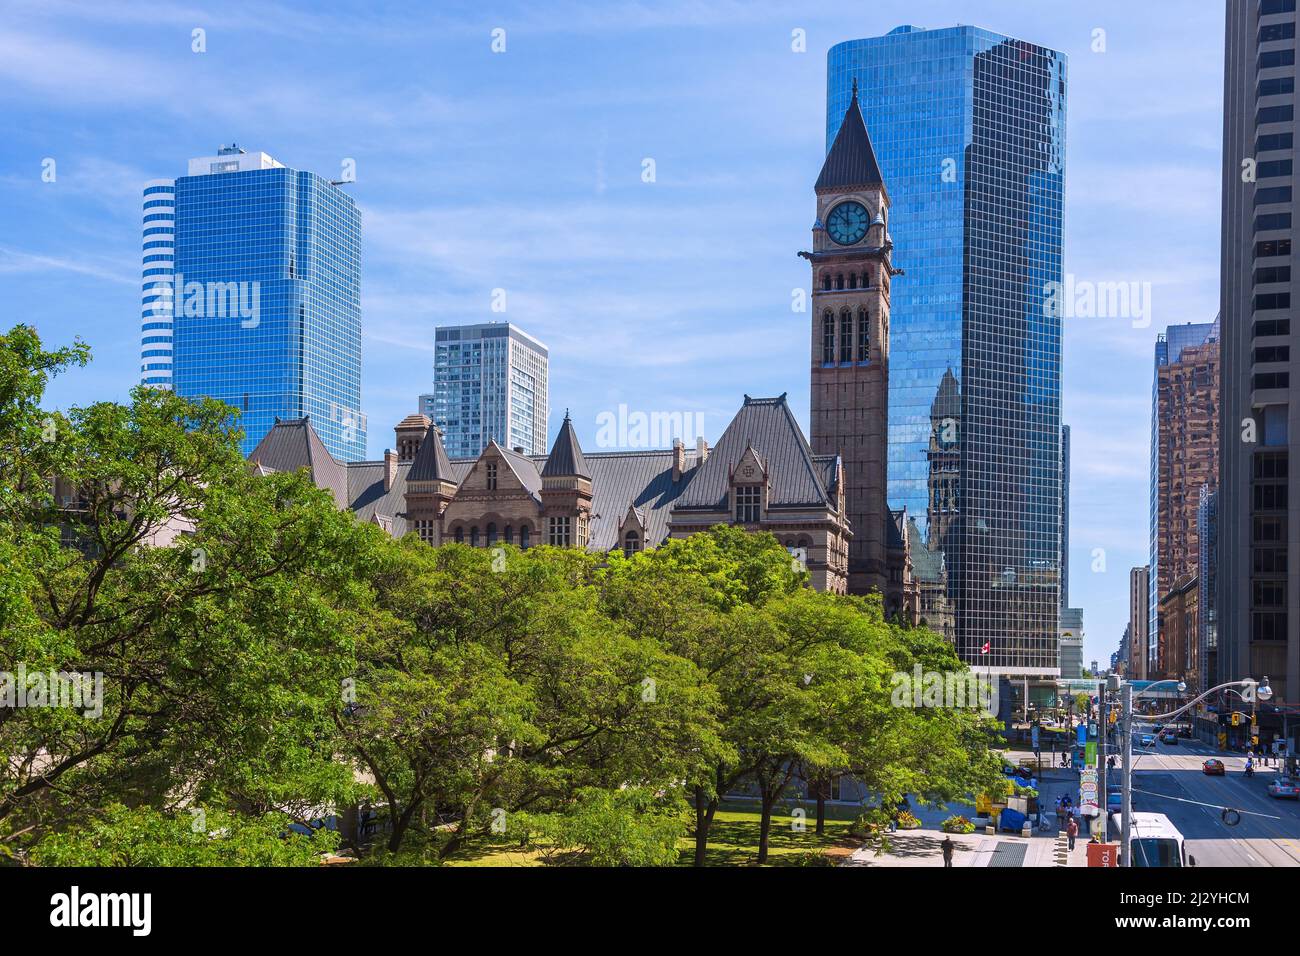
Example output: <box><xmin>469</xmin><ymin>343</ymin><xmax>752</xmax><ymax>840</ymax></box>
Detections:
<box><xmin>826</xmin><ymin>201</ymin><xmax>870</xmax><ymax>245</ymax></box>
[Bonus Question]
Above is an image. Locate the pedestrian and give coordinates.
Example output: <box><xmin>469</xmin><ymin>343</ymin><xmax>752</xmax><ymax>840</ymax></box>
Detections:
<box><xmin>941</xmin><ymin>836</ymin><xmax>954</xmax><ymax>868</ymax></box>
<box><xmin>1107</xmin><ymin>755</ymin><xmax>1116</xmax><ymax>770</ymax></box>
<box><xmin>1066</xmin><ymin>814</ymin><xmax>1079</xmax><ymax>851</ymax></box>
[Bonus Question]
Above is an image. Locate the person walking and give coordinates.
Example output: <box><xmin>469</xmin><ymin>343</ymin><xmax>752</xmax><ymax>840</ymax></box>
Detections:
<box><xmin>1066</xmin><ymin>814</ymin><xmax>1079</xmax><ymax>851</ymax></box>
<box><xmin>941</xmin><ymin>836</ymin><xmax>954</xmax><ymax>868</ymax></box>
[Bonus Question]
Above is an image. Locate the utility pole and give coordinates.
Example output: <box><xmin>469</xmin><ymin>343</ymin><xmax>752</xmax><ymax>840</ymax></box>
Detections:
<box><xmin>1120</xmin><ymin>681</ymin><xmax>1133</xmax><ymax>867</ymax></box>
<box><xmin>1097</xmin><ymin>679</ymin><xmax>1108</xmax><ymax>841</ymax></box>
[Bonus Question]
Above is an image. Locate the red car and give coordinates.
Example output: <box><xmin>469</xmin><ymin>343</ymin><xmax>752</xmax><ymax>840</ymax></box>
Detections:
<box><xmin>1202</xmin><ymin>759</ymin><xmax>1225</xmax><ymax>776</ymax></box>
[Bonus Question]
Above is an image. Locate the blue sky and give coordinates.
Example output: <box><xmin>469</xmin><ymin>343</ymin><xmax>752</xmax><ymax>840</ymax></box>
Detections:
<box><xmin>0</xmin><ymin>0</ymin><xmax>1225</xmax><ymax>666</ymax></box>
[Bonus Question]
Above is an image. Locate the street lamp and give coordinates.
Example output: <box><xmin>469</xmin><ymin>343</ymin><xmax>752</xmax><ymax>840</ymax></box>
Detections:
<box><xmin>1116</xmin><ymin>676</ymin><xmax>1270</xmax><ymax>867</ymax></box>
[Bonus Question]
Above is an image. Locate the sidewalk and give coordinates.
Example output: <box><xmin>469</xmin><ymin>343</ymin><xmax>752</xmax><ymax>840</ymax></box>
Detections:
<box><xmin>842</xmin><ymin>826</ymin><xmax>1090</xmax><ymax>867</ymax></box>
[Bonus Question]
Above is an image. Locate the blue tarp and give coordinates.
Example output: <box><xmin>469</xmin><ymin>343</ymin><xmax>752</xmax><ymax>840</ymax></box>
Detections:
<box><xmin>999</xmin><ymin>808</ymin><xmax>1027</xmax><ymax>832</ymax></box>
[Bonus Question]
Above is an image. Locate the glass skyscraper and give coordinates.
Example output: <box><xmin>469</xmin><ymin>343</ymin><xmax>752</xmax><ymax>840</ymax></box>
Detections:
<box><xmin>170</xmin><ymin>145</ymin><xmax>364</xmax><ymax>461</ymax></box>
<box><xmin>828</xmin><ymin>25</ymin><xmax>1067</xmax><ymax>675</ymax></box>
<box><xmin>431</xmin><ymin>322</ymin><xmax>549</xmax><ymax>458</ymax></box>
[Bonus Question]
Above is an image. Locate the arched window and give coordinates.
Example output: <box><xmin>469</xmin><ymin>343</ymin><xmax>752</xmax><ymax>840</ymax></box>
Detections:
<box><xmin>840</xmin><ymin>309</ymin><xmax>853</xmax><ymax>363</ymax></box>
<box><xmin>849</xmin><ymin>273</ymin><xmax>858</xmax><ymax>290</ymax></box>
<box><xmin>487</xmin><ymin>523</ymin><xmax>498</xmax><ymax>545</ymax></box>
<box><xmin>454</xmin><ymin>526</ymin><xmax>464</xmax><ymax>544</ymax></box>
<box><xmin>835</xmin><ymin>274</ymin><xmax>844</xmax><ymax>290</ymax></box>
<box><xmin>520</xmin><ymin>525</ymin><xmax>531</xmax><ymax>549</ymax></box>
<box><xmin>822</xmin><ymin>311</ymin><xmax>835</xmax><ymax>364</ymax></box>
<box><xmin>857</xmin><ymin>308</ymin><xmax>870</xmax><ymax>362</ymax></box>
<box><xmin>624</xmin><ymin>530</ymin><xmax>641</xmax><ymax>557</ymax></box>
<box><xmin>470</xmin><ymin>526</ymin><xmax>480</xmax><ymax>548</ymax></box>
<box><xmin>504</xmin><ymin>525</ymin><xmax>514</xmax><ymax>545</ymax></box>
<box><xmin>822</xmin><ymin>272</ymin><xmax>831</xmax><ymax>292</ymax></box>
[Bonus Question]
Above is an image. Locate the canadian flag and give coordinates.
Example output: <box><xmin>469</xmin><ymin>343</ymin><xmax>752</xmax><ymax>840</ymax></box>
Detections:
<box><xmin>980</xmin><ymin>641</ymin><xmax>991</xmax><ymax>655</ymax></box>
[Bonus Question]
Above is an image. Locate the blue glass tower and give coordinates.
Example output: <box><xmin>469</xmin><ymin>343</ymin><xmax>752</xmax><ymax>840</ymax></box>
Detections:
<box><xmin>827</xmin><ymin>26</ymin><xmax>1067</xmax><ymax>674</ymax></box>
<box><xmin>171</xmin><ymin>146</ymin><xmax>364</xmax><ymax>460</ymax></box>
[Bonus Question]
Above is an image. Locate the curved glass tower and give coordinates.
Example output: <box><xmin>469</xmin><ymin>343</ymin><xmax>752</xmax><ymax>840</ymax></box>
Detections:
<box><xmin>828</xmin><ymin>25</ymin><xmax>1067</xmax><ymax>675</ymax></box>
<box><xmin>171</xmin><ymin>146</ymin><xmax>365</xmax><ymax>461</ymax></box>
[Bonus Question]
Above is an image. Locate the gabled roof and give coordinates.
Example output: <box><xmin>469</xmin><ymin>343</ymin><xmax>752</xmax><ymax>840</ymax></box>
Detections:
<box><xmin>407</xmin><ymin>423</ymin><xmax>454</xmax><ymax>483</ymax></box>
<box><xmin>489</xmin><ymin>441</ymin><xmax>543</xmax><ymax>501</ymax></box>
<box><xmin>247</xmin><ymin>417</ymin><xmax>349</xmax><ymax>509</ymax></box>
<box><xmin>673</xmin><ymin>394</ymin><xmax>833</xmax><ymax>511</ymax></box>
<box><xmin>541</xmin><ymin>412</ymin><xmax>590</xmax><ymax>479</ymax></box>
<box><xmin>816</xmin><ymin>80</ymin><xmax>886</xmax><ymax>193</ymax></box>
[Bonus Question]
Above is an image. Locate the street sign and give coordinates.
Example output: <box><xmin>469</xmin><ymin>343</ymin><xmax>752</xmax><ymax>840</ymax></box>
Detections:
<box><xmin>1079</xmin><ymin>767</ymin><xmax>1099</xmax><ymax>817</ymax></box>
<box><xmin>1032</xmin><ymin>726</ymin><xmax>1039</xmax><ymax>750</ymax></box>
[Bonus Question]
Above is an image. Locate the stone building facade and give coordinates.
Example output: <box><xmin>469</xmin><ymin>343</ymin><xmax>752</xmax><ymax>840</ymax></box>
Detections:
<box><xmin>801</xmin><ymin>80</ymin><xmax>895</xmax><ymax>599</ymax></box>
<box><xmin>248</xmin><ymin>392</ymin><xmax>855</xmax><ymax>593</ymax></box>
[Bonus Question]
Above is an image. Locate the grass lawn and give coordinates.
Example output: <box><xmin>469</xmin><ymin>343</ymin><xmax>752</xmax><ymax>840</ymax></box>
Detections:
<box><xmin>441</xmin><ymin>804</ymin><xmax>860</xmax><ymax>867</ymax></box>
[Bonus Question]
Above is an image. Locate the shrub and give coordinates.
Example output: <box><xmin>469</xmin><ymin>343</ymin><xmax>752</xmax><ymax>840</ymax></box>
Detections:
<box><xmin>941</xmin><ymin>814</ymin><xmax>975</xmax><ymax>834</ymax></box>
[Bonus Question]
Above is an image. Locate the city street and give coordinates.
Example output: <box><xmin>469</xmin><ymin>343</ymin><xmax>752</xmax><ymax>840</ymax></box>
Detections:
<box><xmin>1127</xmin><ymin>739</ymin><xmax>1300</xmax><ymax>866</ymax></box>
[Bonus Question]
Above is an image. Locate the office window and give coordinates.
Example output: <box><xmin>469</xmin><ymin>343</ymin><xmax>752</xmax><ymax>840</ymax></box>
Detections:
<box><xmin>1258</xmin><ymin>49</ymin><xmax>1296</xmax><ymax>69</ymax></box>
<box><xmin>1254</xmin><ymin>345</ymin><xmax>1291</xmax><ymax>363</ymax></box>
<box><xmin>1258</xmin><ymin>20</ymin><xmax>1289</xmax><ymax>41</ymax></box>
<box><xmin>1254</xmin><ymin>265</ymin><xmax>1291</xmax><ymax>283</ymax></box>
<box><xmin>1257</xmin><ymin>106</ymin><xmax>1295</xmax><ymax>127</ymax></box>
<box><xmin>1254</xmin><ymin>292</ymin><xmax>1291</xmax><ymax>309</ymax></box>
<box><xmin>1256</xmin><ymin>132</ymin><xmax>1294</xmax><ymax>152</ymax></box>
<box><xmin>1254</xmin><ymin>212</ymin><xmax>1293</xmax><ymax>231</ymax></box>
<box><xmin>1254</xmin><ymin>318</ymin><xmax>1291</xmax><ymax>336</ymax></box>
<box><xmin>1259</xmin><ymin>76</ymin><xmax>1296</xmax><ymax>96</ymax></box>
<box><xmin>1255</xmin><ymin>238</ymin><xmax>1292</xmax><ymax>257</ymax></box>
<box><xmin>1254</xmin><ymin>371</ymin><xmax>1291</xmax><ymax>389</ymax></box>
<box><xmin>1254</xmin><ymin>186</ymin><xmax>1293</xmax><ymax>205</ymax></box>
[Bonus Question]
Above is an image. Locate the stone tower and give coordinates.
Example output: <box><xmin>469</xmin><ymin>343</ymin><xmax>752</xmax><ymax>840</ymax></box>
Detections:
<box><xmin>801</xmin><ymin>80</ymin><xmax>894</xmax><ymax>597</ymax></box>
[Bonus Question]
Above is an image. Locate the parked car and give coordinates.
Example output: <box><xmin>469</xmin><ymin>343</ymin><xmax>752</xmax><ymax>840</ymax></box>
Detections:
<box><xmin>1202</xmin><ymin>759</ymin><xmax>1225</xmax><ymax>776</ymax></box>
<box><xmin>1161</xmin><ymin>731</ymin><xmax>1178</xmax><ymax>745</ymax></box>
<box><xmin>1267</xmin><ymin>778</ymin><xmax>1300</xmax><ymax>799</ymax></box>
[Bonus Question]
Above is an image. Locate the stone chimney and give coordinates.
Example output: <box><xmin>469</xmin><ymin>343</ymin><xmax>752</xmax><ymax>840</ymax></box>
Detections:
<box><xmin>672</xmin><ymin>439</ymin><xmax>685</xmax><ymax>481</ymax></box>
<box><xmin>695</xmin><ymin>435</ymin><xmax>709</xmax><ymax>464</ymax></box>
<box><xmin>384</xmin><ymin>448</ymin><xmax>398</xmax><ymax>492</ymax></box>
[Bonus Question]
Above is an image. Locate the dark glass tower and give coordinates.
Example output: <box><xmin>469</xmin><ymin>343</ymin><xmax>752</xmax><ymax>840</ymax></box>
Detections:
<box><xmin>171</xmin><ymin>147</ymin><xmax>364</xmax><ymax>461</ymax></box>
<box><xmin>827</xmin><ymin>25</ymin><xmax>1067</xmax><ymax>675</ymax></box>
<box><xmin>1220</xmin><ymin>0</ymin><xmax>1298</xmax><ymax>712</ymax></box>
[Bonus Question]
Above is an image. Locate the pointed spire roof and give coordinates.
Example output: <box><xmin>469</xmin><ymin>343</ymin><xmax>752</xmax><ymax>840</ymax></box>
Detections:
<box><xmin>541</xmin><ymin>411</ymin><xmax>590</xmax><ymax>479</ymax></box>
<box><xmin>816</xmin><ymin>78</ymin><xmax>885</xmax><ymax>193</ymax></box>
<box><xmin>407</xmin><ymin>423</ymin><xmax>454</xmax><ymax>483</ymax></box>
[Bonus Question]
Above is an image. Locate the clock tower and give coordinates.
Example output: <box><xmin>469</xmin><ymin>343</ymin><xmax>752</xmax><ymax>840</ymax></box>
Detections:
<box><xmin>800</xmin><ymin>80</ymin><xmax>894</xmax><ymax>598</ymax></box>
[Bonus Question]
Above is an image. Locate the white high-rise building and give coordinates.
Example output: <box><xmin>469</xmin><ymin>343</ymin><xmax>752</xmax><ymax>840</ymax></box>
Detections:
<box><xmin>139</xmin><ymin>179</ymin><xmax>175</xmax><ymax>388</ymax></box>
<box><xmin>429</xmin><ymin>322</ymin><xmax>549</xmax><ymax>458</ymax></box>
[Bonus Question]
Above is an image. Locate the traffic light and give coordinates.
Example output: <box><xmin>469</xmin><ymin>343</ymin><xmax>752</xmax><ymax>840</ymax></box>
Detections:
<box><xmin>1231</xmin><ymin>712</ymin><xmax>1241</xmax><ymax>726</ymax></box>
<box><xmin>1252</xmin><ymin>735</ymin><xmax>1260</xmax><ymax>746</ymax></box>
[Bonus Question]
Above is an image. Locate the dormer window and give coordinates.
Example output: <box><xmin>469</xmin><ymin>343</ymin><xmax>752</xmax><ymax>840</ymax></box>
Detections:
<box><xmin>624</xmin><ymin>529</ymin><xmax>641</xmax><ymax>557</ymax></box>
<box><xmin>735</xmin><ymin>485</ymin><xmax>761</xmax><ymax>524</ymax></box>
